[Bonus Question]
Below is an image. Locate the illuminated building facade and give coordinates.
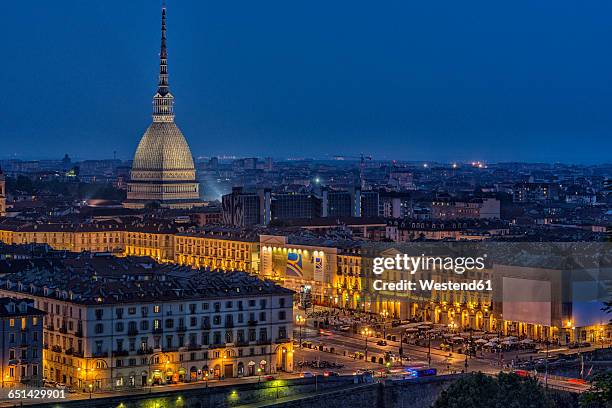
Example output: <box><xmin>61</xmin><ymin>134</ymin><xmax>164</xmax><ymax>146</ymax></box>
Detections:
<box><xmin>0</xmin><ymin>298</ymin><xmax>44</xmax><ymax>387</ymax></box>
<box><xmin>0</xmin><ymin>221</ymin><xmax>609</xmax><ymax>346</ymax></box>
<box><xmin>0</xmin><ymin>266</ymin><xmax>293</xmax><ymax>391</ymax></box>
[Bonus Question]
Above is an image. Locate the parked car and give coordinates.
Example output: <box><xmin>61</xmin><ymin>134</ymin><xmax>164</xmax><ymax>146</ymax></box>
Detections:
<box><xmin>300</xmin><ymin>371</ymin><xmax>316</xmax><ymax>378</ymax></box>
<box><xmin>263</xmin><ymin>375</ymin><xmax>275</xmax><ymax>381</ymax></box>
<box><xmin>377</xmin><ymin>340</ymin><xmax>388</xmax><ymax>346</ymax></box>
<box><xmin>323</xmin><ymin>370</ymin><xmax>339</xmax><ymax>377</ymax></box>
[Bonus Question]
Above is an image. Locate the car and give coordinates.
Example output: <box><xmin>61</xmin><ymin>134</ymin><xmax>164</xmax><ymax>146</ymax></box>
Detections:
<box><xmin>300</xmin><ymin>371</ymin><xmax>316</xmax><ymax>378</ymax></box>
<box><xmin>263</xmin><ymin>375</ymin><xmax>275</xmax><ymax>381</ymax></box>
<box><xmin>43</xmin><ymin>379</ymin><xmax>57</xmax><ymax>387</ymax></box>
<box><xmin>339</xmin><ymin>325</ymin><xmax>351</xmax><ymax>332</ymax></box>
<box><xmin>377</xmin><ymin>340</ymin><xmax>388</xmax><ymax>346</ymax></box>
<box><xmin>323</xmin><ymin>370</ymin><xmax>339</xmax><ymax>377</ymax></box>
<box><xmin>319</xmin><ymin>329</ymin><xmax>333</xmax><ymax>336</ymax></box>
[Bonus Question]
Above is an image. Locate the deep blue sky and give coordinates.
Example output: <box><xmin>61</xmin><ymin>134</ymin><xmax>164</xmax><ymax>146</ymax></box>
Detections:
<box><xmin>2</xmin><ymin>0</ymin><xmax>612</xmax><ymax>163</ymax></box>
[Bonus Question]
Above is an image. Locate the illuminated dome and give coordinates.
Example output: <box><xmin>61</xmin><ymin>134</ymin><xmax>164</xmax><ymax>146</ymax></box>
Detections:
<box><xmin>124</xmin><ymin>5</ymin><xmax>201</xmax><ymax>209</ymax></box>
<box><xmin>131</xmin><ymin>122</ymin><xmax>196</xmax><ymax>180</ymax></box>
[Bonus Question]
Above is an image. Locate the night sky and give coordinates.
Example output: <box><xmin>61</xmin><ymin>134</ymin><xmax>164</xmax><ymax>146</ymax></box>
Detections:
<box><xmin>2</xmin><ymin>0</ymin><xmax>612</xmax><ymax>163</ymax></box>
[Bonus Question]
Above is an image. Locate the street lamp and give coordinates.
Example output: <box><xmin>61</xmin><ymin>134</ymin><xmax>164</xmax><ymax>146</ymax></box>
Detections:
<box><xmin>296</xmin><ymin>315</ymin><xmax>305</xmax><ymax>348</ymax></box>
<box><xmin>361</xmin><ymin>328</ymin><xmax>372</xmax><ymax>361</ymax></box>
<box><xmin>427</xmin><ymin>332</ymin><xmax>432</xmax><ymax>366</ymax></box>
<box><xmin>380</xmin><ymin>310</ymin><xmax>389</xmax><ymax>340</ymax></box>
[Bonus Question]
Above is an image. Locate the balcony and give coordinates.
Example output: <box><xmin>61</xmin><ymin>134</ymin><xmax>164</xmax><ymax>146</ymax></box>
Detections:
<box><xmin>43</xmin><ymin>343</ymin><xmax>49</xmax><ymax>350</ymax></box>
<box><xmin>75</xmin><ymin>330</ymin><xmax>83</xmax><ymax>338</ymax></box>
<box><xmin>201</xmin><ymin>322</ymin><xmax>211</xmax><ymax>330</ymax></box>
<box><xmin>224</xmin><ymin>321</ymin><xmax>234</xmax><ymax>328</ymax></box>
<box><xmin>59</xmin><ymin>327</ymin><xmax>68</xmax><ymax>334</ymax></box>
<box><xmin>247</xmin><ymin>320</ymin><xmax>257</xmax><ymax>326</ymax></box>
<box><xmin>152</xmin><ymin>327</ymin><xmax>163</xmax><ymax>334</ymax></box>
<box><xmin>257</xmin><ymin>339</ymin><xmax>271</xmax><ymax>345</ymax></box>
<box><xmin>187</xmin><ymin>344</ymin><xmax>201</xmax><ymax>351</ymax></box>
<box><xmin>137</xmin><ymin>347</ymin><xmax>153</xmax><ymax>355</ymax></box>
<box><xmin>127</xmin><ymin>328</ymin><xmax>139</xmax><ymax>336</ymax></box>
<box><xmin>64</xmin><ymin>348</ymin><xmax>73</xmax><ymax>356</ymax></box>
<box><xmin>177</xmin><ymin>326</ymin><xmax>187</xmax><ymax>332</ymax></box>
<box><xmin>51</xmin><ymin>345</ymin><xmax>62</xmax><ymax>353</ymax></box>
<box><xmin>92</xmin><ymin>351</ymin><xmax>108</xmax><ymax>358</ymax></box>
<box><xmin>112</xmin><ymin>350</ymin><xmax>129</xmax><ymax>357</ymax></box>
<box><xmin>72</xmin><ymin>350</ymin><xmax>84</xmax><ymax>358</ymax></box>
<box><xmin>276</xmin><ymin>337</ymin><xmax>291</xmax><ymax>343</ymax></box>
<box><xmin>209</xmin><ymin>343</ymin><xmax>225</xmax><ymax>349</ymax></box>
<box><xmin>46</xmin><ymin>325</ymin><xmax>55</xmax><ymax>331</ymax></box>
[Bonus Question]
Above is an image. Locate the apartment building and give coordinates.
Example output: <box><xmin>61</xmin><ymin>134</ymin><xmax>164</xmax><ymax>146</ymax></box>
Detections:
<box><xmin>0</xmin><ymin>258</ymin><xmax>293</xmax><ymax>391</ymax></box>
<box><xmin>0</xmin><ymin>298</ymin><xmax>45</xmax><ymax>387</ymax></box>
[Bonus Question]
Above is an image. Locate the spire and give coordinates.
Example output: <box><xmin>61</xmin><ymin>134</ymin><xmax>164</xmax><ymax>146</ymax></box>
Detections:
<box><xmin>152</xmin><ymin>1</ymin><xmax>175</xmax><ymax>122</ymax></box>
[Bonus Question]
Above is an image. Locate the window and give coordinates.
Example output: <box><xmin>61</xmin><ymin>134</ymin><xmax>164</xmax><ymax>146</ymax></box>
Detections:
<box><xmin>259</xmin><ymin>328</ymin><xmax>267</xmax><ymax>342</ymax></box>
<box><xmin>259</xmin><ymin>312</ymin><xmax>266</xmax><ymax>322</ymax></box>
<box><xmin>95</xmin><ymin>309</ymin><xmax>103</xmax><ymax>320</ymax></box>
<box><xmin>128</xmin><ymin>307</ymin><xmax>136</xmax><ymax>315</ymax></box>
<box><xmin>279</xmin><ymin>297</ymin><xmax>286</xmax><ymax>307</ymax></box>
<box><xmin>213</xmin><ymin>315</ymin><xmax>221</xmax><ymax>325</ymax></box>
<box><xmin>116</xmin><ymin>308</ymin><xmax>124</xmax><ymax>319</ymax></box>
<box><xmin>279</xmin><ymin>326</ymin><xmax>287</xmax><ymax>339</ymax></box>
<box><xmin>153</xmin><ymin>305</ymin><xmax>160</xmax><ymax>314</ymax></box>
<box><xmin>225</xmin><ymin>301</ymin><xmax>232</xmax><ymax>309</ymax></box>
<box><xmin>32</xmin><ymin>365</ymin><xmax>38</xmax><ymax>376</ymax></box>
<box><xmin>165</xmin><ymin>319</ymin><xmax>174</xmax><ymax>329</ymax></box>
<box><xmin>248</xmin><ymin>299</ymin><xmax>256</xmax><ymax>307</ymax></box>
<box><xmin>9</xmin><ymin>349</ymin><xmax>15</xmax><ymax>359</ymax></box>
<box><xmin>115</xmin><ymin>322</ymin><xmax>124</xmax><ymax>332</ymax></box>
<box><xmin>201</xmin><ymin>332</ymin><xmax>209</xmax><ymax>345</ymax></box>
<box><xmin>214</xmin><ymin>302</ymin><xmax>221</xmax><ymax>312</ymax></box>
<box><xmin>213</xmin><ymin>332</ymin><xmax>221</xmax><ymax>345</ymax></box>
<box><xmin>279</xmin><ymin>311</ymin><xmax>286</xmax><ymax>320</ymax></box>
<box><xmin>9</xmin><ymin>319</ymin><xmax>15</xmax><ymax>327</ymax></box>
<box><xmin>260</xmin><ymin>299</ymin><xmax>266</xmax><ymax>309</ymax></box>
<box><xmin>140</xmin><ymin>320</ymin><xmax>149</xmax><ymax>331</ymax></box>
<box><xmin>95</xmin><ymin>323</ymin><xmax>104</xmax><ymax>334</ymax></box>
<box><xmin>190</xmin><ymin>317</ymin><xmax>197</xmax><ymax>327</ymax></box>
<box><xmin>202</xmin><ymin>303</ymin><xmax>209</xmax><ymax>310</ymax></box>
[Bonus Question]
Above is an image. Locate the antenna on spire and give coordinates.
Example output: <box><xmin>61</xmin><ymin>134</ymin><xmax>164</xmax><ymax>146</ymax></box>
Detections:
<box><xmin>152</xmin><ymin>0</ymin><xmax>175</xmax><ymax>122</ymax></box>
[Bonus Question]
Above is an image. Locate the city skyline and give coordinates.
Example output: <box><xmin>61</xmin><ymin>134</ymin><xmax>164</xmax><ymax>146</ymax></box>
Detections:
<box><xmin>2</xmin><ymin>0</ymin><xmax>612</xmax><ymax>163</ymax></box>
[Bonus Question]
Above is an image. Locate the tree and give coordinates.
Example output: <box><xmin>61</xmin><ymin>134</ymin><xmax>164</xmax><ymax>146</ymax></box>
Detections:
<box><xmin>580</xmin><ymin>372</ymin><xmax>612</xmax><ymax>408</ymax></box>
<box><xmin>434</xmin><ymin>372</ymin><xmax>552</xmax><ymax>408</ymax></box>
